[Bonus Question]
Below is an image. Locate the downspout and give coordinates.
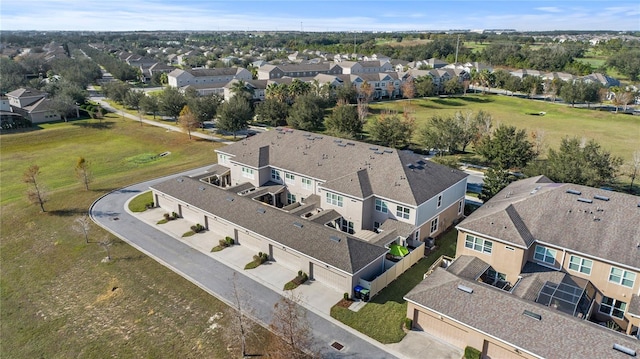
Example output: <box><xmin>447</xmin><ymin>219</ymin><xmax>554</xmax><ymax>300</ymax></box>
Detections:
<box><xmin>559</xmin><ymin>248</ymin><xmax>566</xmax><ymax>271</ymax></box>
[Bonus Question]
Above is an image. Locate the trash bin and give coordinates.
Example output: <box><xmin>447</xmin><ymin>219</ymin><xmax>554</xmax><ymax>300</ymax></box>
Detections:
<box><xmin>360</xmin><ymin>288</ymin><xmax>370</xmax><ymax>302</ymax></box>
<box><xmin>354</xmin><ymin>285</ymin><xmax>363</xmax><ymax>299</ymax></box>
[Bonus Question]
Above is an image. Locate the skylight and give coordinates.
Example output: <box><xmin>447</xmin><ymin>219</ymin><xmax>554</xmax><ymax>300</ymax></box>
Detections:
<box><xmin>523</xmin><ymin>310</ymin><xmax>542</xmax><ymax>321</ymax></box>
<box><xmin>293</xmin><ymin>222</ymin><xmax>303</xmax><ymax>229</ymax></box>
<box><xmin>594</xmin><ymin>195</ymin><xmax>610</xmax><ymax>201</ymax></box>
<box><xmin>566</xmin><ymin>189</ymin><xmax>581</xmax><ymax>195</ymax></box>
<box><xmin>456</xmin><ymin>284</ymin><xmax>473</xmax><ymax>294</ymax></box>
<box><xmin>577</xmin><ymin>198</ymin><xmax>593</xmax><ymax>203</ymax></box>
<box><xmin>612</xmin><ymin>344</ymin><xmax>636</xmax><ymax>357</ymax></box>
<box><xmin>330</xmin><ymin>236</ymin><xmax>341</xmax><ymax>243</ymax></box>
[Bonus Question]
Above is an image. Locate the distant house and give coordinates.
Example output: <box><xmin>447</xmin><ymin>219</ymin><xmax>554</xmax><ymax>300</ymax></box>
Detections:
<box><xmin>168</xmin><ymin>68</ymin><xmax>252</xmax><ymax>88</ymax></box>
<box><xmin>338</xmin><ymin>60</ymin><xmax>394</xmax><ymax>75</ymax></box>
<box><xmin>257</xmin><ymin>63</ymin><xmax>341</xmax><ymax>80</ymax></box>
<box><xmin>581</xmin><ymin>73</ymin><xmax>620</xmax><ymax>87</ymax></box>
<box><xmin>5</xmin><ymin>88</ymin><xmax>62</xmax><ymax>124</ymax></box>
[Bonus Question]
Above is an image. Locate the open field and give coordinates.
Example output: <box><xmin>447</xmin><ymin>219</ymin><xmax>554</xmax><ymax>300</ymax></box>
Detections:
<box><xmin>366</xmin><ymin>94</ymin><xmax>640</xmax><ymax>162</ymax></box>
<box><xmin>0</xmin><ymin>116</ymin><xmax>271</xmax><ymax>358</ymax></box>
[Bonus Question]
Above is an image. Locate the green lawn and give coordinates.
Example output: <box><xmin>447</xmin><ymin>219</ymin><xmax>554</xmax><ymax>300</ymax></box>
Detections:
<box><xmin>366</xmin><ymin>94</ymin><xmax>639</xmax><ymax>162</ymax></box>
<box><xmin>330</xmin><ymin>229</ymin><xmax>458</xmax><ymax>343</ymax></box>
<box><xmin>0</xmin><ymin>118</ymin><xmax>271</xmax><ymax>358</ymax></box>
<box><xmin>128</xmin><ymin>190</ymin><xmax>153</xmax><ymax>212</ymax></box>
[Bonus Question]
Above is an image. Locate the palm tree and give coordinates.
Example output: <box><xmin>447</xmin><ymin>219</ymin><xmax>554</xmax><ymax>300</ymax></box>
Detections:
<box><xmin>230</xmin><ymin>80</ymin><xmax>254</xmax><ymax>101</ymax></box>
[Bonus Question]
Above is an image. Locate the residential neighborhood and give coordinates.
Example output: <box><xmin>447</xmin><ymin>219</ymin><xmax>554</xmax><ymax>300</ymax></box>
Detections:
<box><xmin>2</xmin><ymin>14</ymin><xmax>640</xmax><ymax>359</ymax></box>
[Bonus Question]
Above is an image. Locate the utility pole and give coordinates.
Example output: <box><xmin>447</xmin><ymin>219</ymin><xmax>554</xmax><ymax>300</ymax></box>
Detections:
<box><xmin>455</xmin><ymin>34</ymin><xmax>460</xmax><ymax>63</ymax></box>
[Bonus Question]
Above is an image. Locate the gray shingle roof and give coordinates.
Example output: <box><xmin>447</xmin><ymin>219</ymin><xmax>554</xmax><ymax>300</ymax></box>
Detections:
<box><xmin>217</xmin><ymin>129</ymin><xmax>467</xmax><ymax>206</ymax></box>
<box><xmin>150</xmin><ymin>176</ymin><xmax>387</xmax><ymax>273</ymax></box>
<box><xmin>446</xmin><ymin>255</ymin><xmax>490</xmax><ymax>280</ymax></box>
<box><xmin>405</xmin><ymin>268</ymin><xmax>640</xmax><ymax>359</ymax></box>
<box><xmin>457</xmin><ymin>176</ymin><xmax>640</xmax><ymax>269</ymax></box>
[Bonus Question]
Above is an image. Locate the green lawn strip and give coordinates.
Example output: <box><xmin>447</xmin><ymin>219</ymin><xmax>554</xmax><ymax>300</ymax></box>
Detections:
<box><xmin>330</xmin><ymin>230</ymin><xmax>458</xmax><ymax>343</ymax></box>
<box><xmin>128</xmin><ymin>191</ymin><xmax>153</xmax><ymax>212</ymax></box>
<box><xmin>211</xmin><ymin>245</ymin><xmax>225</xmax><ymax>252</ymax></box>
<box><xmin>1</xmin><ymin>119</ymin><xmax>271</xmax><ymax>358</ymax></box>
<box><xmin>244</xmin><ymin>260</ymin><xmax>261</xmax><ymax>270</ymax></box>
<box><xmin>182</xmin><ymin>231</ymin><xmax>196</xmax><ymax>237</ymax></box>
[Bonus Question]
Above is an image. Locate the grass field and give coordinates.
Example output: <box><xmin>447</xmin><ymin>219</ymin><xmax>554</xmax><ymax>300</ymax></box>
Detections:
<box><xmin>0</xmin><ymin>116</ymin><xmax>271</xmax><ymax>358</ymax></box>
<box><xmin>366</xmin><ymin>94</ymin><xmax>640</xmax><ymax>162</ymax></box>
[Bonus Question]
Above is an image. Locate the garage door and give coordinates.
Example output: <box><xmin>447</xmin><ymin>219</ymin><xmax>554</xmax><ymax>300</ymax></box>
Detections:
<box><xmin>179</xmin><ymin>204</ymin><xmax>201</xmax><ymax>224</ymax></box>
<box><xmin>271</xmin><ymin>245</ymin><xmax>300</xmax><ymax>272</ymax></box>
<box><xmin>484</xmin><ymin>341</ymin><xmax>522</xmax><ymax>359</ymax></box>
<box><xmin>414</xmin><ymin>309</ymin><xmax>467</xmax><ymax>349</ymax></box>
<box><xmin>311</xmin><ymin>263</ymin><xmax>348</xmax><ymax>293</ymax></box>
<box><xmin>237</xmin><ymin>231</ymin><xmax>262</xmax><ymax>252</ymax></box>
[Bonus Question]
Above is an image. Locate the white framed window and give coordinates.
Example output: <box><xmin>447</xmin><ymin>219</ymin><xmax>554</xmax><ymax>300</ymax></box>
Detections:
<box><xmin>241</xmin><ymin>167</ymin><xmax>254</xmax><ymax>179</ymax></box>
<box><xmin>600</xmin><ymin>296</ymin><xmax>627</xmax><ymax>319</ymax></box>
<box><xmin>430</xmin><ymin>217</ymin><xmax>438</xmax><ymax>234</ymax></box>
<box><xmin>437</xmin><ymin>194</ymin><xmax>442</xmax><ymax>208</ymax></box>
<box><xmin>396</xmin><ymin>205</ymin><xmax>410</xmax><ymax>219</ymax></box>
<box><xmin>219</xmin><ymin>154</ymin><xmax>229</xmax><ymax>164</ymax></box>
<box><xmin>285</xmin><ymin>173</ymin><xmax>295</xmax><ymax>184</ymax></box>
<box><xmin>326</xmin><ymin>192</ymin><xmax>343</xmax><ymax>207</ymax></box>
<box><xmin>457</xmin><ymin>200</ymin><xmax>463</xmax><ymax>214</ymax></box>
<box><xmin>340</xmin><ymin>219</ymin><xmax>354</xmax><ymax>234</ymax></box>
<box><xmin>287</xmin><ymin>193</ymin><xmax>296</xmax><ymax>204</ymax></box>
<box><xmin>270</xmin><ymin>169</ymin><xmax>281</xmax><ymax>181</ymax></box>
<box><xmin>301</xmin><ymin>177</ymin><xmax>312</xmax><ymax>190</ymax></box>
<box><xmin>568</xmin><ymin>255</ymin><xmax>593</xmax><ymax>275</ymax></box>
<box><xmin>609</xmin><ymin>267</ymin><xmax>636</xmax><ymax>288</ymax></box>
<box><xmin>534</xmin><ymin>245</ymin><xmax>556</xmax><ymax>265</ymax></box>
<box><xmin>375</xmin><ymin>199</ymin><xmax>388</xmax><ymax>213</ymax></box>
<box><xmin>464</xmin><ymin>234</ymin><xmax>492</xmax><ymax>254</ymax></box>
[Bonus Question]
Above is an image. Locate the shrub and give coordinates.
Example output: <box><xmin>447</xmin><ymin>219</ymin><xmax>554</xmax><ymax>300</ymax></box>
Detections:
<box><xmin>464</xmin><ymin>346</ymin><xmax>481</xmax><ymax>359</ymax></box>
<box><xmin>344</xmin><ymin>292</ymin><xmax>350</xmax><ymax>301</ymax></box>
<box><xmin>145</xmin><ymin>202</ymin><xmax>155</xmax><ymax>209</ymax></box>
<box><xmin>171</xmin><ymin>211</ymin><xmax>179</xmax><ymax>219</ymax></box>
<box><xmin>225</xmin><ymin>236</ymin><xmax>234</xmax><ymax>245</ymax></box>
<box><xmin>190</xmin><ymin>223</ymin><xmax>205</xmax><ymax>233</ymax></box>
<box><xmin>164</xmin><ymin>213</ymin><xmax>170</xmax><ymax>220</ymax></box>
<box><xmin>404</xmin><ymin>318</ymin><xmax>412</xmax><ymax>330</ymax></box>
<box><xmin>211</xmin><ymin>245</ymin><xmax>223</xmax><ymax>252</ymax></box>
<box><xmin>298</xmin><ymin>270</ymin><xmax>303</xmax><ymax>277</ymax></box>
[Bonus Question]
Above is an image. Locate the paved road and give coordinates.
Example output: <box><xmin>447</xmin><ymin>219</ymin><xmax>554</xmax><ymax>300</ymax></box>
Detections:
<box><xmin>90</xmin><ymin>168</ymin><xmax>398</xmax><ymax>358</ymax></box>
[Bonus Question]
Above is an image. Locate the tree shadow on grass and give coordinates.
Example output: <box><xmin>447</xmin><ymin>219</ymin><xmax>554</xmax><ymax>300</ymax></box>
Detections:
<box><xmin>48</xmin><ymin>208</ymin><xmax>88</xmax><ymax>217</ymax></box>
<box><xmin>458</xmin><ymin>96</ymin><xmax>494</xmax><ymax>104</ymax></box>
<box><xmin>71</xmin><ymin>121</ymin><xmax>116</xmax><ymax>129</ymax></box>
<box><xmin>431</xmin><ymin>98</ymin><xmax>465</xmax><ymax>107</ymax></box>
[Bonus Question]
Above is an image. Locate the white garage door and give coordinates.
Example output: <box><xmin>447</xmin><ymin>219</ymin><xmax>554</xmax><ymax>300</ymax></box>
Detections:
<box><xmin>414</xmin><ymin>309</ymin><xmax>467</xmax><ymax>349</ymax></box>
<box><xmin>179</xmin><ymin>204</ymin><xmax>201</xmax><ymax>224</ymax></box>
<box><xmin>237</xmin><ymin>231</ymin><xmax>262</xmax><ymax>252</ymax></box>
<box><xmin>311</xmin><ymin>263</ymin><xmax>348</xmax><ymax>293</ymax></box>
<box><xmin>205</xmin><ymin>216</ymin><xmax>232</xmax><ymax>237</ymax></box>
<box><xmin>271</xmin><ymin>245</ymin><xmax>300</xmax><ymax>272</ymax></box>
<box><xmin>484</xmin><ymin>341</ymin><xmax>522</xmax><ymax>359</ymax></box>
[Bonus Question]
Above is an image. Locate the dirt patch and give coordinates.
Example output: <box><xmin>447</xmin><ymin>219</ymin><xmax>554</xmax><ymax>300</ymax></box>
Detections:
<box><xmin>335</xmin><ymin>299</ymin><xmax>353</xmax><ymax>308</ymax></box>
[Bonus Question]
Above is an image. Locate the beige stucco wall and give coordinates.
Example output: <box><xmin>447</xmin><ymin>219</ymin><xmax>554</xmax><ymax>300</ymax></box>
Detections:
<box><xmin>455</xmin><ymin>231</ymin><xmax>527</xmax><ymax>283</ymax></box>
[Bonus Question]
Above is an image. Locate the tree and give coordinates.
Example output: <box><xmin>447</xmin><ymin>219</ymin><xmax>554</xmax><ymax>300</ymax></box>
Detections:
<box><xmin>625</xmin><ymin>150</ymin><xmax>640</xmax><ymax>194</ymax></box>
<box><xmin>358</xmin><ymin>81</ymin><xmax>374</xmax><ymax>102</ymax></box>
<box><xmin>178</xmin><ymin>105</ymin><xmax>199</xmax><ymax>140</ymax></box>
<box><xmin>478</xmin><ymin>168</ymin><xmax>516</xmax><ymax>202</ymax></box>
<box><xmin>73</xmin><ymin>215</ymin><xmax>92</xmax><ymax>244</ymax></box>
<box><xmin>325</xmin><ymin>103</ymin><xmax>361</xmax><ymax>138</ymax></box>
<box><xmin>415</xmin><ymin>76</ymin><xmax>435</xmax><ymax>97</ymax></box>
<box><xmin>522</xmin><ymin>76</ymin><xmax>543</xmax><ymax>98</ymax></box>
<box><xmin>188</xmin><ymin>94</ymin><xmax>221</xmax><ymax>123</ymax></box>
<box><xmin>255</xmin><ymin>98</ymin><xmax>289</xmax><ymax>126</ymax></box>
<box><xmin>159</xmin><ymin>87</ymin><xmax>187</xmax><ymax>121</ymax></box>
<box><xmin>528</xmin><ymin>137</ymin><xmax>623</xmax><ymax>187</ymax></box>
<box><xmin>230</xmin><ymin>79</ymin><xmax>255</xmax><ymax>101</ymax></box>
<box><xmin>443</xmin><ymin>78</ymin><xmax>463</xmax><ymax>95</ymax></box>
<box><xmin>334</xmin><ymin>84</ymin><xmax>357</xmax><ymax>104</ymax></box>
<box><xmin>400</xmin><ymin>78</ymin><xmax>416</xmax><ymax>101</ymax></box>
<box><xmin>419</xmin><ymin>115</ymin><xmax>462</xmax><ymax>155</ymax></box>
<box><xmin>99</xmin><ymin>235</ymin><xmax>114</xmax><ymax>262</ymax></box>
<box><xmin>286</xmin><ymin>95</ymin><xmax>325</xmax><ymax>131</ymax></box>
<box><xmin>218</xmin><ymin>95</ymin><xmax>253</xmax><ymax>138</ymax></box>
<box><xmin>368</xmin><ymin>110</ymin><xmax>415</xmax><ymax>149</ymax></box>
<box><xmin>476</xmin><ymin>124</ymin><xmax>536</xmax><ymax>170</ymax></box>
<box><xmin>559</xmin><ymin>80</ymin><xmax>581</xmax><ymax>107</ymax></box>
<box><xmin>50</xmin><ymin>94</ymin><xmax>77</xmax><ymax>122</ymax></box>
<box><xmin>268</xmin><ymin>292</ymin><xmax>315</xmax><ymax>359</ymax></box>
<box><xmin>139</xmin><ymin>95</ymin><xmax>160</xmax><ymax>119</ymax></box>
<box><xmin>23</xmin><ymin>164</ymin><xmax>48</xmax><ymax>212</ymax></box>
<box><xmin>75</xmin><ymin>157</ymin><xmax>92</xmax><ymax>191</ymax></box>
<box><xmin>229</xmin><ymin>272</ymin><xmax>249</xmax><ymax>357</ymax></box>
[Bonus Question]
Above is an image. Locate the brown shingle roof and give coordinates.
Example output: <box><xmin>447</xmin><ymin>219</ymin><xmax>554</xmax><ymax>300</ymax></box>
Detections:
<box><xmin>150</xmin><ymin>176</ymin><xmax>387</xmax><ymax>273</ymax></box>
<box><xmin>446</xmin><ymin>255</ymin><xmax>490</xmax><ymax>280</ymax></box>
<box><xmin>405</xmin><ymin>268</ymin><xmax>640</xmax><ymax>359</ymax></box>
<box><xmin>457</xmin><ymin>176</ymin><xmax>640</xmax><ymax>269</ymax></box>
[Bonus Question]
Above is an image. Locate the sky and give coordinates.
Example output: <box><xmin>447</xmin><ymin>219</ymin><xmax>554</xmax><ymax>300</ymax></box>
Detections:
<box><xmin>1</xmin><ymin>0</ymin><xmax>639</xmax><ymax>32</ymax></box>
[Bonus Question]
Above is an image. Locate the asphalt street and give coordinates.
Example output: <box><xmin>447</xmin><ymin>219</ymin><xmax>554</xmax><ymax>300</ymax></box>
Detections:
<box><xmin>90</xmin><ymin>167</ymin><xmax>399</xmax><ymax>358</ymax></box>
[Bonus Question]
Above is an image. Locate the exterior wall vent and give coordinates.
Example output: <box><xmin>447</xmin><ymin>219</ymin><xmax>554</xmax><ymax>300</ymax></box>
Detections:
<box><xmin>523</xmin><ymin>310</ymin><xmax>542</xmax><ymax>321</ymax></box>
<box><xmin>456</xmin><ymin>284</ymin><xmax>473</xmax><ymax>294</ymax></box>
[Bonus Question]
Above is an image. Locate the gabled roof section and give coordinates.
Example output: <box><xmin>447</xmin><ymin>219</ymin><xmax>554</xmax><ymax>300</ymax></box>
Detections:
<box><xmin>6</xmin><ymin>87</ymin><xmax>45</xmax><ymax>99</ymax></box>
<box><xmin>322</xmin><ymin>169</ymin><xmax>373</xmax><ymax>199</ymax></box>
<box><xmin>446</xmin><ymin>255</ymin><xmax>490</xmax><ymax>280</ymax></box>
<box><xmin>150</xmin><ymin>176</ymin><xmax>387</xmax><ymax>273</ymax></box>
<box><xmin>406</xmin><ymin>268</ymin><xmax>640</xmax><ymax>359</ymax></box>
<box><xmin>457</xmin><ymin>175</ymin><xmax>640</xmax><ymax>268</ymax></box>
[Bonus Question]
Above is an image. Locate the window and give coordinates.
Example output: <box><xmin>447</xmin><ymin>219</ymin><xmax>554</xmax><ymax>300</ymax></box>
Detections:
<box><xmin>609</xmin><ymin>267</ymin><xmax>636</xmax><ymax>288</ymax></box>
<box><xmin>375</xmin><ymin>199</ymin><xmax>388</xmax><ymax>213</ymax></box>
<box><xmin>600</xmin><ymin>296</ymin><xmax>627</xmax><ymax>319</ymax></box>
<box><xmin>287</xmin><ymin>193</ymin><xmax>296</xmax><ymax>204</ymax></box>
<box><xmin>270</xmin><ymin>169</ymin><xmax>281</xmax><ymax>181</ymax></box>
<box><xmin>458</xmin><ymin>200</ymin><xmax>463</xmax><ymax>214</ymax></box>
<box><xmin>301</xmin><ymin>177</ymin><xmax>312</xmax><ymax>190</ymax></box>
<box><xmin>326</xmin><ymin>192</ymin><xmax>343</xmax><ymax>207</ymax></box>
<box><xmin>486</xmin><ymin>269</ymin><xmax>506</xmax><ymax>282</ymax></box>
<box><xmin>534</xmin><ymin>245</ymin><xmax>556</xmax><ymax>265</ymax></box>
<box><xmin>340</xmin><ymin>219</ymin><xmax>354</xmax><ymax>234</ymax></box>
<box><xmin>285</xmin><ymin>173</ymin><xmax>295</xmax><ymax>184</ymax></box>
<box><xmin>464</xmin><ymin>234</ymin><xmax>492</xmax><ymax>254</ymax></box>
<box><xmin>218</xmin><ymin>154</ymin><xmax>229</xmax><ymax>164</ymax></box>
<box><xmin>430</xmin><ymin>217</ymin><xmax>438</xmax><ymax>234</ymax></box>
<box><xmin>568</xmin><ymin>255</ymin><xmax>593</xmax><ymax>275</ymax></box>
<box><xmin>374</xmin><ymin>221</ymin><xmax>381</xmax><ymax>230</ymax></box>
<box><xmin>437</xmin><ymin>195</ymin><xmax>442</xmax><ymax>208</ymax></box>
<box><xmin>396</xmin><ymin>205</ymin><xmax>410</xmax><ymax>219</ymax></box>
<box><xmin>241</xmin><ymin>167</ymin><xmax>254</xmax><ymax>179</ymax></box>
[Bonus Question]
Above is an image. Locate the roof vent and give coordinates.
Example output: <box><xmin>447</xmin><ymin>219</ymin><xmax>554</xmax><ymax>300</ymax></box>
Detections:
<box><xmin>566</xmin><ymin>189</ymin><xmax>581</xmax><ymax>195</ymax></box>
<box><xmin>530</xmin><ymin>186</ymin><xmax>542</xmax><ymax>194</ymax></box>
<box><xmin>523</xmin><ymin>310</ymin><xmax>542</xmax><ymax>321</ymax></box>
<box><xmin>338</xmin><ymin>143</ymin><xmax>347</xmax><ymax>147</ymax></box>
<box><xmin>594</xmin><ymin>195</ymin><xmax>610</xmax><ymax>201</ymax></box>
<box><xmin>198</xmin><ymin>186</ymin><xmax>205</xmax><ymax>191</ymax></box>
<box><xmin>456</xmin><ymin>284</ymin><xmax>473</xmax><ymax>294</ymax></box>
<box><xmin>416</xmin><ymin>160</ymin><xmax>426</xmax><ymax>165</ymax></box>
<box><xmin>577</xmin><ymin>198</ymin><xmax>593</xmax><ymax>204</ymax></box>
<box><xmin>226</xmin><ymin>196</ymin><xmax>234</xmax><ymax>202</ymax></box>
<box><xmin>330</xmin><ymin>236</ymin><xmax>341</xmax><ymax>243</ymax></box>
<box><xmin>177</xmin><ymin>178</ymin><xmax>184</xmax><ymax>183</ymax></box>
<box><xmin>612</xmin><ymin>344</ymin><xmax>636</xmax><ymax>357</ymax></box>
<box><xmin>384</xmin><ymin>149</ymin><xmax>393</xmax><ymax>154</ymax></box>
<box><xmin>334</xmin><ymin>139</ymin><xmax>342</xmax><ymax>143</ymax></box>
<box><xmin>346</xmin><ymin>142</ymin><xmax>355</xmax><ymax>146</ymax></box>
<box><xmin>302</xmin><ymin>133</ymin><xmax>311</xmax><ymax>137</ymax></box>
<box><xmin>257</xmin><ymin>207</ymin><xmax>266</xmax><ymax>214</ymax></box>
<box><xmin>374</xmin><ymin>151</ymin><xmax>384</xmax><ymax>155</ymax></box>
<box><xmin>293</xmin><ymin>222</ymin><xmax>304</xmax><ymax>229</ymax></box>
<box><xmin>369</xmin><ymin>147</ymin><xmax>378</xmax><ymax>151</ymax></box>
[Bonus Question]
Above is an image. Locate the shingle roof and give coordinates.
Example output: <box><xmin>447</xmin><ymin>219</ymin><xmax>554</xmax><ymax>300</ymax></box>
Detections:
<box><xmin>217</xmin><ymin>129</ymin><xmax>467</xmax><ymax>206</ymax></box>
<box><xmin>6</xmin><ymin>87</ymin><xmax>45</xmax><ymax>98</ymax></box>
<box><xmin>150</xmin><ymin>176</ymin><xmax>387</xmax><ymax>273</ymax></box>
<box><xmin>405</xmin><ymin>268</ymin><xmax>640</xmax><ymax>359</ymax></box>
<box><xmin>446</xmin><ymin>255</ymin><xmax>490</xmax><ymax>280</ymax></box>
<box><xmin>457</xmin><ymin>176</ymin><xmax>640</xmax><ymax>269</ymax></box>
